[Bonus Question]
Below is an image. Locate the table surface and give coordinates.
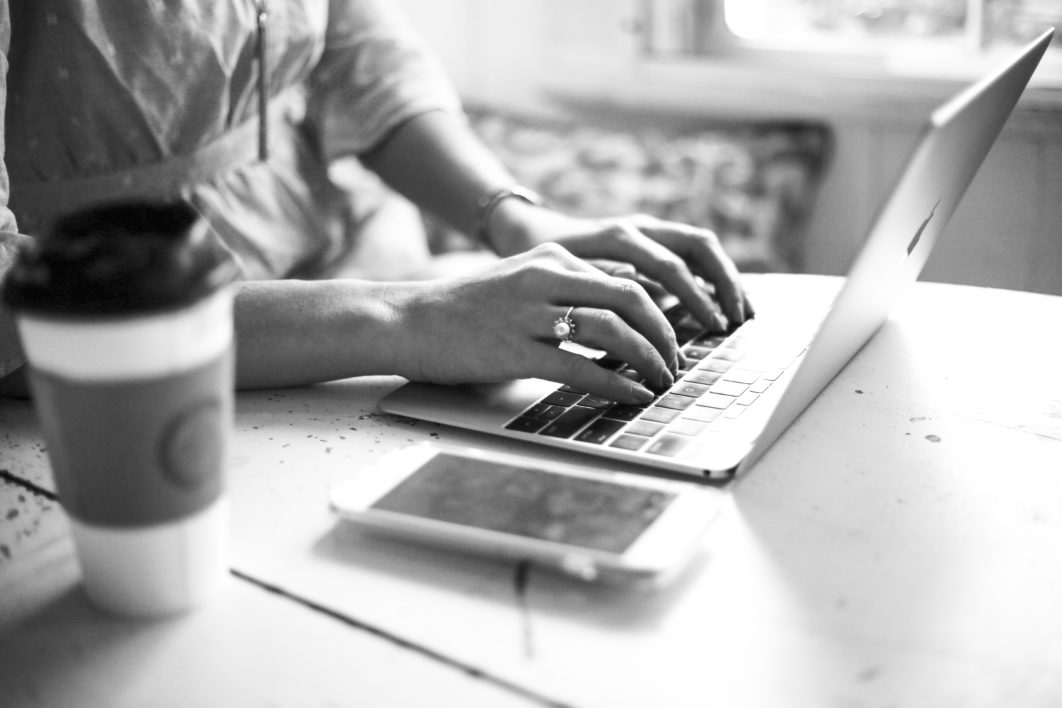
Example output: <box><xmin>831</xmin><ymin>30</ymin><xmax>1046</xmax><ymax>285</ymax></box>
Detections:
<box><xmin>2</xmin><ymin>273</ymin><xmax>1062</xmax><ymax>708</ymax></box>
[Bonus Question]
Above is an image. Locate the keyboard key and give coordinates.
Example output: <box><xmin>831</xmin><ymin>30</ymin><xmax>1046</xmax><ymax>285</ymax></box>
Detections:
<box><xmin>558</xmin><ymin>384</ymin><xmax>586</xmax><ymax>394</ymax></box>
<box><xmin>694</xmin><ymin>334</ymin><xmax>728</xmax><ymax>348</ymax></box>
<box><xmin>641</xmin><ymin>406</ymin><xmax>681</xmax><ymax>424</ymax></box>
<box><xmin>539</xmin><ymin>406</ymin><xmax>599</xmax><ymax>438</ymax></box>
<box><xmin>601</xmin><ymin>404</ymin><xmax>645</xmax><ymax>421</ymax></box>
<box><xmin>505</xmin><ymin>416</ymin><xmax>548</xmax><ymax>433</ymax></box>
<box><xmin>579</xmin><ymin>395</ymin><xmax>614</xmax><ymax>409</ymax></box>
<box><xmin>681</xmin><ymin>345</ymin><xmax>712</xmax><ymax>362</ymax></box>
<box><xmin>670</xmin><ymin>381</ymin><xmax>710</xmax><ymax>399</ymax></box>
<box><xmin>683</xmin><ymin>407</ymin><xmax>722</xmax><ymax>423</ymax></box>
<box><xmin>683</xmin><ymin>370</ymin><xmax>721</xmax><ymax>386</ymax></box>
<box><xmin>723</xmin><ymin>406</ymin><xmax>747</xmax><ymax>419</ymax></box>
<box><xmin>574</xmin><ymin>418</ymin><xmax>625</xmax><ymax>445</ymax></box>
<box><xmin>525</xmin><ymin>402</ymin><xmax>550</xmax><ymax>417</ymax></box>
<box><xmin>610</xmin><ymin>434</ymin><xmax>648</xmax><ymax>451</ymax></box>
<box><xmin>699</xmin><ymin>359</ymin><xmax>734</xmax><ymax>374</ymax></box>
<box><xmin>664</xmin><ymin>304</ymin><xmax>689</xmax><ymax>325</ymax></box>
<box><xmin>646</xmin><ymin>434</ymin><xmax>694</xmax><ymax>458</ymax></box>
<box><xmin>698</xmin><ymin>393</ymin><xmax>735</xmax><ymax>410</ymax></box>
<box><xmin>762</xmin><ymin>368</ymin><xmax>785</xmax><ymax>381</ymax></box>
<box><xmin>713</xmin><ymin>347</ymin><xmax>743</xmax><ymax>362</ymax></box>
<box><xmin>736</xmin><ymin>355</ymin><xmax>773</xmax><ymax>371</ymax></box>
<box><xmin>736</xmin><ymin>392</ymin><xmax>760</xmax><ymax>406</ymax></box>
<box><xmin>669</xmin><ymin>419</ymin><xmax>707</xmax><ymax>436</ymax></box>
<box><xmin>724</xmin><ymin>368</ymin><xmax>761</xmax><ymax>385</ymax></box>
<box><xmin>626</xmin><ymin>420</ymin><xmax>665</xmax><ymax>437</ymax></box>
<box><xmin>674</xmin><ymin>324</ymin><xmax>702</xmax><ymax>344</ymax></box>
<box><xmin>656</xmin><ymin>394</ymin><xmax>696</xmax><ymax>411</ymax></box>
<box><xmin>749</xmin><ymin>379</ymin><xmax>772</xmax><ymax>394</ymax></box>
<box><xmin>710</xmin><ymin>380</ymin><xmax>749</xmax><ymax>397</ymax></box>
<box><xmin>525</xmin><ymin>402</ymin><xmax>567</xmax><ymax>420</ymax></box>
<box><xmin>543</xmin><ymin>391</ymin><xmax>583</xmax><ymax>407</ymax></box>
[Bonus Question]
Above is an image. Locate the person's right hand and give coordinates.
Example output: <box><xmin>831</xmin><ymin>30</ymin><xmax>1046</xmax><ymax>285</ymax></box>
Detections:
<box><xmin>394</xmin><ymin>243</ymin><xmax>681</xmax><ymax>405</ymax></box>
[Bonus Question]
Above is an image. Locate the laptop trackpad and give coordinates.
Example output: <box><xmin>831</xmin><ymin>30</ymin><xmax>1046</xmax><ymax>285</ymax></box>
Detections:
<box><xmin>379</xmin><ymin>379</ymin><xmax>554</xmax><ymax>432</ymax></box>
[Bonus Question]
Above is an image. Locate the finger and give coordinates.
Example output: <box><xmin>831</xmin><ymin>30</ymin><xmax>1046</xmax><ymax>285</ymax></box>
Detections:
<box><xmin>548</xmin><ymin>306</ymin><xmax>674</xmax><ymax>393</ymax></box>
<box><xmin>633</xmin><ymin>274</ymin><xmax>668</xmax><ymax>301</ymax></box>
<box><xmin>541</xmin><ymin>272</ymin><xmax>680</xmax><ymax>374</ymax></box>
<box><xmin>586</xmin><ymin>258</ymin><xmax>639</xmax><ymax>281</ymax></box>
<box><xmin>591</xmin><ymin>260</ymin><xmax>669</xmax><ymax>300</ymax></box>
<box><xmin>530</xmin><ymin>343</ymin><xmax>656</xmax><ymax>405</ymax></box>
<box><xmin>600</xmin><ymin>222</ymin><xmax>730</xmax><ymax>334</ymax></box>
<box><xmin>638</xmin><ymin>218</ymin><xmax>750</xmax><ymax>325</ymax></box>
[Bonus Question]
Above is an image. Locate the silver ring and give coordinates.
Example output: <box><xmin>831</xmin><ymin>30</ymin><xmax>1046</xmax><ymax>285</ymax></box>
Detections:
<box><xmin>552</xmin><ymin>306</ymin><xmax>576</xmax><ymax>342</ymax></box>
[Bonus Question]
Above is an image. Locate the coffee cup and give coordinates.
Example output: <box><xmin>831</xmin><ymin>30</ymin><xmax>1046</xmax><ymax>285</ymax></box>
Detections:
<box><xmin>2</xmin><ymin>201</ymin><xmax>237</xmax><ymax>617</ymax></box>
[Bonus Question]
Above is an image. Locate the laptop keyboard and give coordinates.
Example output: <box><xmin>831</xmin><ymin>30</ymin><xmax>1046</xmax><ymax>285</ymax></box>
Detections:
<box><xmin>504</xmin><ymin>304</ymin><xmax>806</xmax><ymax>460</ymax></box>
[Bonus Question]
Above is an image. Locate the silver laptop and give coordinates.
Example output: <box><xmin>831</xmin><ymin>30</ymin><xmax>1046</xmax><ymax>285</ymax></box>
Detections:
<box><xmin>381</xmin><ymin>29</ymin><xmax>1054</xmax><ymax>479</ymax></box>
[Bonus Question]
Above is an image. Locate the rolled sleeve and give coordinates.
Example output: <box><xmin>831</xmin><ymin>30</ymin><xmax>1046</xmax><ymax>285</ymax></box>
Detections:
<box><xmin>0</xmin><ymin>5</ymin><xmax>28</xmax><ymax>378</ymax></box>
<box><xmin>306</xmin><ymin>0</ymin><xmax>462</xmax><ymax>160</ymax></box>
<box><xmin>0</xmin><ymin>231</ymin><xmax>31</xmax><ymax>378</ymax></box>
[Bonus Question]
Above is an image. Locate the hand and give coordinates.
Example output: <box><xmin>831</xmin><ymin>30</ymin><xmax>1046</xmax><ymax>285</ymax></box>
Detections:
<box><xmin>490</xmin><ymin>203</ymin><xmax>754</xmax><ymax>334</ymax></box>
<box><xmin>396</xmin><ymin>243</ymin><xmax>681</xmax><ymax>404</ymax></box>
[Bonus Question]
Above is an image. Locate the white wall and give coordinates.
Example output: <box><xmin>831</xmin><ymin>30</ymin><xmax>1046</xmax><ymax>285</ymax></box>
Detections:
<box><xmin>395</xmin><ymin>0</ymin><xmax>1062</xmax><ymax>295</ymax></box>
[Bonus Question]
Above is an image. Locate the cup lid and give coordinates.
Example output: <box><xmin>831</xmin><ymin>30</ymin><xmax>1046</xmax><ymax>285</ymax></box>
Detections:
<box><xmin>2</xmin><ymin>201</ymin><xmax>237</xmax><ymax>317</ymax></box>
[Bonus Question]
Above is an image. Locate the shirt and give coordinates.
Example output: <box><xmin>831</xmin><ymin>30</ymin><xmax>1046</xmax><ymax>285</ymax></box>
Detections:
<box><xmin>0</xmin><ymin>0</ymin><xmax>461</xmax><ymax>378</ymax></box>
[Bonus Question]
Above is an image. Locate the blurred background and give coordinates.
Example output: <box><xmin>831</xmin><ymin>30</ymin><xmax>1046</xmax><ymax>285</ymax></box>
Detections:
<box><xmin>395</xmin><ymin>0</ymin><xmax>1062</xmax><ymax>294</ymax></box>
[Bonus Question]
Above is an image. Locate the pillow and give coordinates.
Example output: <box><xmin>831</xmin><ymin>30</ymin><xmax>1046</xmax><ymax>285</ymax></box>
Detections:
<box><xmin>445</xmin><ymin>105</ymin><xmax>832</xmax><ymax>273</ymax></box>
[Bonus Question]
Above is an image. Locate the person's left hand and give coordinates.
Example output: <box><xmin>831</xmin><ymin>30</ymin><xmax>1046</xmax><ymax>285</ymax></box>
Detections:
<box><xmin>490</xmin><ymin>204</ymin><xmax>754</xmax><ymax>335</ymax></box>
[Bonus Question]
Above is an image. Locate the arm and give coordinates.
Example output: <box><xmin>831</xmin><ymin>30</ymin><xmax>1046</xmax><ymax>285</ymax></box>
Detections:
<box><xmin>4</xmin><ymin>246</ymin><xmax>675</xmax><ymax>404</ymax></box>
<box><xmin>1</xmin><ymin>280</ymin><xmax>404</xmax><ymax>397</ymax></box>
<box><xmin>360</xmin><ymin>110</ymin><xmax>753</xmax><ymax>333</ymax></box>
<box><xmin>307</xmin><ymin>0</ymin><xmax>750</xmax><ymax>331</ymax></box>
<box><xmin>358</xmin><ymin>109</ymin><xmax>512</xmax><ymax>244</ymax></box>
<box><xmin>232</xmin><ymin>246</ymin><xmax>675</xmax><ymax>404</ymax></box>
<box><xmin>232</xmin><ymin>278</ymin><xmax>410</xmax><ymax>389</ymax></box>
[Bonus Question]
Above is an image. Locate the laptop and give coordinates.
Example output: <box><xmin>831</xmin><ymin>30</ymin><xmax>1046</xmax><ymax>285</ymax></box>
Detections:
<box><xmin>381</xmin><ymin>29</ymin><xmax>1055</xmax><ymax>479</ymax></box>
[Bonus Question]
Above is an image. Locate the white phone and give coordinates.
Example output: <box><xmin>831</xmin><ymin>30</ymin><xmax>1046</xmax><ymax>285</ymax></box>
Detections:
<box><xmin>329</xmin><ymin>443</ymin><xmax>725</xmax><ymax>587</ymax></box>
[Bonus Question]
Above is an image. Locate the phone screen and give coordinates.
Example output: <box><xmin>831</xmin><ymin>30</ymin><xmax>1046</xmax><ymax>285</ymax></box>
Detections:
<box><xmin>371</xmin><ymin>452</ymin><xmax>676</xmax><ymax>553</ymax></box>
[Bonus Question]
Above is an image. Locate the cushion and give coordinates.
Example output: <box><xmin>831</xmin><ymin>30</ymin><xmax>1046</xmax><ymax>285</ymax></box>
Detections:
<box><xmin>440</xmin><ymin>104</ymin><xmax>832</xmax><ymax>273</ymax></box>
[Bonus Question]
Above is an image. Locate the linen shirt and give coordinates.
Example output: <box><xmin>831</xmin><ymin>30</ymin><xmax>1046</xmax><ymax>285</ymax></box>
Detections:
<box><xmin>0</xmin><ymin>0</ymin><xmax>461</xmax><ymax>378</ymax></box>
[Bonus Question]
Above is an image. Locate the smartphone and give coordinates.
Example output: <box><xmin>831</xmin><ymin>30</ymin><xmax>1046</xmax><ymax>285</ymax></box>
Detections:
<box><xmin>329</xmin><ymin>444</ymin><xmax>724</xmax><ymax>586</ymax></box>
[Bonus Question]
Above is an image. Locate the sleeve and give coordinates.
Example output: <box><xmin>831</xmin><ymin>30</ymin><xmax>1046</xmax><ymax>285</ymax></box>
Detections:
<box><xmin>305</xmin><ymin>0</ymin><xmax>463</xmax><ymax>161</ymax></box>
<box><xmin>0</xmin><ymin>0</ymin><xmax>32</xmax><ymax>379</ymax></box>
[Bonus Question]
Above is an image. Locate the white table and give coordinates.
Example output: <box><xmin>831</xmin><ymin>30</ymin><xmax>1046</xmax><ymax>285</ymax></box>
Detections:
<box><xmin>3</xmin><ymin>273</ymin><xmax>1062</xmax><ymax>707</ymax></box>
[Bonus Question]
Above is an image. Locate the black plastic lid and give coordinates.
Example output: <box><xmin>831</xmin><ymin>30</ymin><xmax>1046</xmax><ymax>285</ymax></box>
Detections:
<box><xmin>2</xmin><ymin>201</ymin><xmax>237</xmax><ymax>317</ymax></box>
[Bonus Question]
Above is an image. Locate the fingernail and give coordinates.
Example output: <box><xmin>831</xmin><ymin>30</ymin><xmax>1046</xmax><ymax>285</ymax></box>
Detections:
<box><xmin>713</xmin><ymin>312</ymin><xmax>729</xmax><ymax>332</ymax></box>
<box><xmin>658</xmin><ymin>369</ymin><xmax>674</xmax><ymax>391</ymax></box>
<box><xmin>632</xmin><ymin>383</ymin><xmax>655</xmax><ymax>403</ymax></box>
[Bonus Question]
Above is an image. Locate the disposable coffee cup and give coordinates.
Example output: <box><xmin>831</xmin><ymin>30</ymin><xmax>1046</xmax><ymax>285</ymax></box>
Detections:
<box><xmin>2</xmin><ymin>201</ymin><xmax>237</xmax><ymax>617</ymax></box>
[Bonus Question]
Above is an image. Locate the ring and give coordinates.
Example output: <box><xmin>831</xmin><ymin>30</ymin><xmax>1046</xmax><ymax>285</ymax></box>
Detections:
<box><xmin>552</xmin><ymin>306</ymin><xmax>576</xmax><ymax>342</ymax></box>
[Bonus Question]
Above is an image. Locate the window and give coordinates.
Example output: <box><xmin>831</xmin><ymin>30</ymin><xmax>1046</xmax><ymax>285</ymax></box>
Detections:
<box><xmin>646</xmin><ymin>0</ymin><xmax>1062</xmax><ymax>85</ymax></box>
<box><xmin>722</xmin><ymin>0</ymin><xmax>1058</xmax><ymax>49</ymax></box>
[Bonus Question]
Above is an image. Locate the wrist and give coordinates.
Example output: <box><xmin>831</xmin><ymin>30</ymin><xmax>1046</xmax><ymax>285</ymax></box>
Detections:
<box><xmin>475</xmin><ymin>186</ymin><xmax>543</xmax><ymax>255</ymax></box>
<box><xmin>232</xmin><ymin>279</ymin><xmax>420</xmax><ymax>387</ymax></box>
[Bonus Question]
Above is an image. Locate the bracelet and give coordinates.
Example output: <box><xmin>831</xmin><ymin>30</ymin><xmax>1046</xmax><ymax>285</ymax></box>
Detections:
<box><xmin>474</xmin><ymin>185</ymin><xmax>543</xmax><ymax>249</ymax></box>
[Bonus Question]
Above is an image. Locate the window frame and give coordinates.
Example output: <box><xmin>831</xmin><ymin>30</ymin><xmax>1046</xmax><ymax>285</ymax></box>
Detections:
<box><xmin>628</xmin><ymin>0</ymin><xmax>1062</xmax><ymax>120</ymax></box>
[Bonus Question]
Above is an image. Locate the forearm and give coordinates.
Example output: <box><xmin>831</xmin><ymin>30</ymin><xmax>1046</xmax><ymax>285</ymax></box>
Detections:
<box><xmin>2</xmin><ymin>279</ymin><xmax>421</xmax><ymax>395</ymax></box>
<box><xmin>232</xmin><ymin>278</ymin><xmax>418</xmax><ymax>389</ymax></box>
<box><xmin>359</xmin><ymin>110</ymin><xmax>516</xmax><ymax>247</ymax></box>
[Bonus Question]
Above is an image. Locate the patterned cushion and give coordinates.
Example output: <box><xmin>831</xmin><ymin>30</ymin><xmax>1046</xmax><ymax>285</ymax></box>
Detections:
<box><xmin>448</xmin><ymin>105</ymin><xmax>832</xmax><ymax>272</ymax></box>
